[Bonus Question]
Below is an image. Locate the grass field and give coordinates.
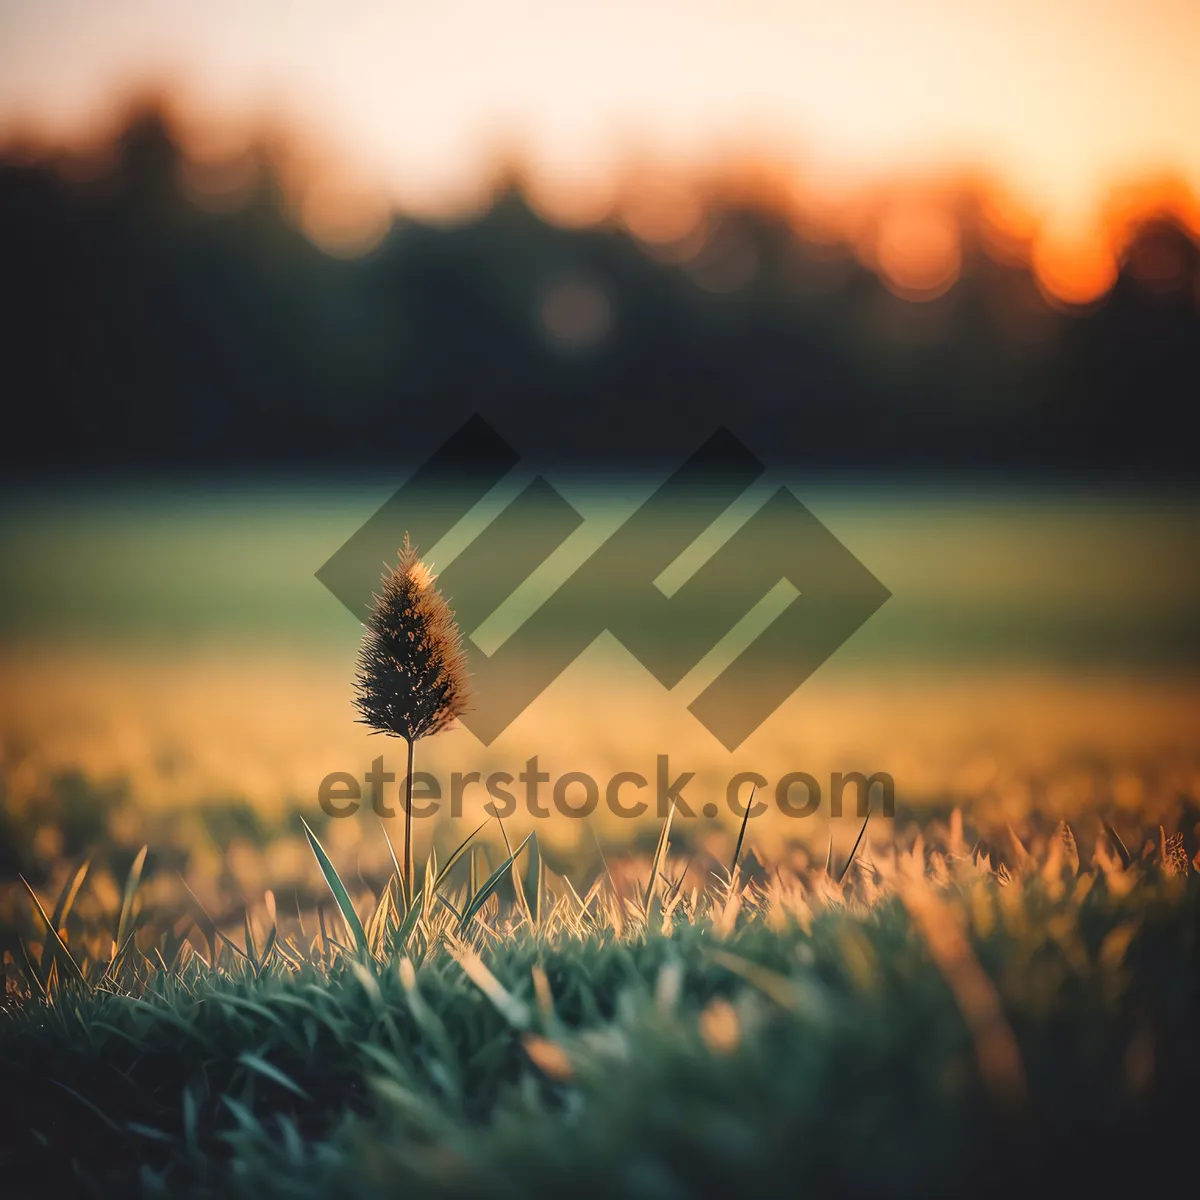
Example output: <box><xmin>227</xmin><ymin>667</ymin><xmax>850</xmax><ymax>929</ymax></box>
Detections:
<box><xmin>2</xmin><ymin>800</ymin><xmax>1198</xmax><ymax>1198</ymax></box>
<box><xmin>2</xmin><ymin>484</ymin><xmax>1198</xmax><ymax>1196</ymax></box>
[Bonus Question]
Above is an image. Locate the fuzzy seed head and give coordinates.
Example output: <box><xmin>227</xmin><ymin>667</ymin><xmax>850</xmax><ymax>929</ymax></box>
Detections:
<box><xmin>353</xmin><ymin>535</ymin><xmax>471</xmax><ymax>741</ymax></box>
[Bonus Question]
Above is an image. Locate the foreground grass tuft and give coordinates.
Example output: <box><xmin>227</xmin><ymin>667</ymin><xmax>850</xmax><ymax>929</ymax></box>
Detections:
<box><xmin>2</xmin><ymin>813</ymin><xmax>1198</xmax><ymax>1198</ymax></box>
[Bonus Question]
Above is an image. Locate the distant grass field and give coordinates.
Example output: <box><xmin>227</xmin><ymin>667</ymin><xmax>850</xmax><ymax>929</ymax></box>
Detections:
<box><xmin>2</xmin><ymin>805</ymin><xmax>1197</xmax><ymax>1199</ymax></box>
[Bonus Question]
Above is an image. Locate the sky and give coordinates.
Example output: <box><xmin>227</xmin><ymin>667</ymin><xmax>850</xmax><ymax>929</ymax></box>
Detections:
<box><xmin>0</xmin><ymin>0</ymin><xmax>1197</xmax><ymax>295</ymax></box>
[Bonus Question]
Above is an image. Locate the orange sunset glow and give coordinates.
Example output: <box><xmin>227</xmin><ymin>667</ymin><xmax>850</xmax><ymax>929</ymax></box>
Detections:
<box><xmin>1</xmin><ymin>1</ymin><xmax>1198</xmax><ymax>303</ymax></box>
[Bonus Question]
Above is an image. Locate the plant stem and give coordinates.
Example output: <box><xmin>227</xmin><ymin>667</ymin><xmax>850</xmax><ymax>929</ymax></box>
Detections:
<box><xmin>403</xmin><ymin>735</ymin><xmax>415</xmax><ymax>911</ymax></box>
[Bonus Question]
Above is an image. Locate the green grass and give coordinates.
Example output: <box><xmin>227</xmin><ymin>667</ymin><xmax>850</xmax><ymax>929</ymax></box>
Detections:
<box><xmin>2</xmin><ymin>813</ymin><xmax>1198</xmax><ymax>1199</ymax></box>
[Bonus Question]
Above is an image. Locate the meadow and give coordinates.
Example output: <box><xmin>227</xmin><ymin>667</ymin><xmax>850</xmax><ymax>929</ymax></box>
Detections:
<box><xmin>2</xmin><ymin>799</ymin><xmax>1197</xmax><ymax>1198</ymax></box>
<box><xmin>1</xmin><ymin>482</ymin><xmax>1198</xmax><ymax>1196</ymax></box>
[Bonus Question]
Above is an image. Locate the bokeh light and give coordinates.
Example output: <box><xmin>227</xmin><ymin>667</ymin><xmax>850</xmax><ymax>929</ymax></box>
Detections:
<box><xmin>873</xmin><ymin>201</ymin><xmax>962</xmax><ymax>301</ymax></box>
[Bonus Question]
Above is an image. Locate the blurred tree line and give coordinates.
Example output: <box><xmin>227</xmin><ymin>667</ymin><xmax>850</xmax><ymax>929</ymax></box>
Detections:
<box><xmin>1</xmin><ymin>105</ymin><xmax>1196</xmax><ymax>476</ymax></box>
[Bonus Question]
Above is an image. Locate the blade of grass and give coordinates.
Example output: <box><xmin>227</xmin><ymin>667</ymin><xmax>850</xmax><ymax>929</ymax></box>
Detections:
<box><xmin>379</xmin><ymin>817</ymin><xmax>403</xmax><ymax>881</ymax></box>
<box><xmin>317</xmin><ymin>905</ymin><xmax>330</xmax><ymax>966</ymax></box>
<box><xmin>496</xmin><ymin>815</ymin><xmax>514</xmax><ymax>858</ymax></box>
<box><xmin>115</xmin><ymin>845</ymin><xmax>148</xmax><ymax>955</ymax></box>
<box><xmin>258</xmin><ymin>925</ymin><xmax>278</xmax><ymax>973</ymax></box>
<box><xmin>379</xmin><ymin>819</ymin><xmax>405</xmax><ymax>914</ymax></box>
<box><xmin>50</xmin><ymin>1079</ymin><xmax>120</xmax><ymax>1131</ymax></box>
<box><xmin>664</xmin><ymin>856</ymin><xmax>695</xmax><ymax>908</ymax></box>
<box><xmin>520</xmin><ymin>832</ymin><xmax>543</xmax><ymax>928</ymax></box>
<box><xmin>1006</xmin><ymin>824</ymin><xmax>1033</xmax><ymax>873</ymax></box>
<box><xmin>237</xmin><ymin>1053</ymin><xmax>312</xmax><ymax>1102</ymax></box>
<box><xmin>40</xmin><ymin>856</ymin><xmax>91</xmax><ymax>978</ymax></box>
<box><xmin>243</xmin><ymin>908</ymin><xmax>260</xmax><ymax>972</ymax></box>
<box><xmin>300</xmin><ymin>816</ymin><xmax>368</xmax><ymax>956</ymax></box>
<box><xmin>1102</xmin><ymin>818</ymin><xmax>1132</xmax><ymax>870</ymax></box>
<box><xmin>434</xmin><ymin>819</ymin><xmax>488</xmax><ymax>893</ymax></box>
<box><xmin>22</xmin><ymin>875</ymin><xmax>87</xmax><ymax>987</ymax></box>
<box><xmin>729</xmin><ymin>785</ymin><xmax>756</xmax><ymax>877</ymax></box>
<box><xmin>836</xmin><ymin>809</ymin><xmax>872</xmax><ymax>885</ymax></box>
<box><xmin>50</xmin><ymin>856</ymin><xmax>90</xmax><ymax>933</ymax></box>
<box><xmin>452</xmin><ymin>947</ymin><xmax>531</xmax><ymax>1030</ymax></box>
<box><xmin>215</xmin><ymin>929</ymin><xmax>254</xmax><ymax>967</ymax></box>
<box><xmin>178</xmin><ymin>875</ymin><xmax>219</xmax><ymax>963</ymax></box>
<box><xmin>460</xmin><ymin>833</ymin><xmax>533</xmax><ymax>932</ymax></box>
<box><xmin>106</xmin><ymin>925</ymin><xmax>141</xmax><ymax>980</ymax></box>
<box><xmin>365</xmin><ymin>880</ymin><xmax>394</xmax><ymax>957</ymax></box>
<box><xmin>707</xmin><ymin>947</ymin><xmax>829</xmax><ymax>1019</ymax></box>
<box><xmin>588</xmin><ymin>822</ymin><xmax>616</xmax><ymax>898</ymax></box>
<box><xmin>16</xmin><ymin>932</ymin><xmax>47</xmax><ymax>998</ymax></box>
<box><xmin>422</xmin><ymin>845</ymin><xmax>438</xmax><ymax>929</ymax></box>
<box><xmin>273</xmin><ymin>936</ymin><xmax>304</xmax><ymax>971</ymax></box>
<box><xmin>643</xmin><ymin>801</ymin><xmax>677</xmax><ymax>912</ymax></box>
<box><xmin>391</xmin><ymin>889</ymin><xmax>425</xmax><ymax>953</ymax></box>
<box><xmin>563</xmin><ymin>874</ymin><xmax>590</xmax><ymax>920</ymax></box>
